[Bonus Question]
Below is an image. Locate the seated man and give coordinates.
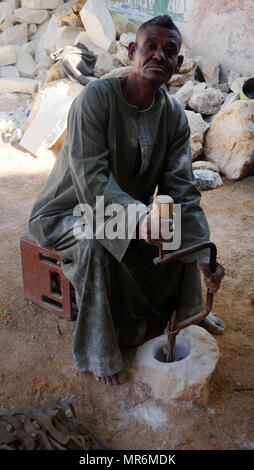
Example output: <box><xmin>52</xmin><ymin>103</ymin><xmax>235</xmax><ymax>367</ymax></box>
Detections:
<box><xmin>29</xmin><ymin>15</ymin><xmax>224</xmax><ymax>385</ymax></box>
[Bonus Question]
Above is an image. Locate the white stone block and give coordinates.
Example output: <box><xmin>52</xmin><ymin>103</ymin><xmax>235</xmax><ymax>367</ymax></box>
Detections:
<box><xmin>14</xmin><ymin>45</ymin><xmax>37</xmax><ymax>78</ymax></box>
<box><xmin>0</xmin><ymin>17</ymin><xmax>14</xmax><ymax>33</ymax></box>
<box><xmin>94</xmin><ymin>52</ymin><xmax>114</xmax><ymax>78</ymax></box>
<box><xmin>0</xmin><ymin>23</ymin><xmax>27</xmax><ymax>46</ymax></box>
<box><xmin>22</xmin><ymin>0</ymin><xmax>63</xmax><ymax>9</ymax></box>
<box><xmin>14</xmin><ymin>6</ymin><xmax>49</xmax><ymax>24</ymax></box>
<box><xmin>198</xmin><ymin>56</ymin><xmax>220</xmax><ymax>86</ymax></box>
<box><xmin>192</xmin><ymin>160</ymin><xmax>220</xmax><ymax>173</ymax></box>
<box><xmin>101</xmin><ymin>65</ymin><xmax>132</xmax><ymax>80</ymax></box>
<box><xmin>80</xmin><ymin>0</ymin><xmax>116</xmax><ymax>52</ymax></box>
<box><xmin>0</xmin><ymin>65</ymin><xmax>19</xmax><ymax>78</ymax></box>
<box><xmin>0</xmin><ymin>2</ymin><xmax>14</xmax><ymax>24</ymax></box>
<box><xmin>20</xmin><ymin>79</ymin><xmax>81</xmax><ymax>157</ymax></box>
<box><xmin>28</xmin><ymin>23</ymin><xmax>37</xmax><ymax>39</ymax></box>
<box><xmin>22</xmin><ymin>40</ymin><xmax>39</xmax><ymax>58</ymax></box>
<box><xmin>112</xmin><ymin>14</ymin><xmax>137</xmax><ymax>39</ymax></box>
<box><xmin>29</xmin><ymin>18</ymin><xmax>49</xmax><ymax>40</ymax></box>
<box><xmin>116</xmin><ymin>42</ymin><xmax>131</xmax><ymax>66</ymax></box>
<box><xmin>174</xmin><ymin>80</ymin><xmax>194</xmax><ymax>108</ymax></box>
<box><xmin>0</xmin><ymin>45</ymin><xmax>17</xmax><ymax>66</ymax></box>
<box><xmin>133</xmin><ymin>326</ymin><xmax>220</xmax><ymax>405</ymax></box>
<box><xmin>0</xmin><ymin>77</ymin><xmax>40</xmax><ymax>93</ymax></box>
<box><xmin>119</xmin><ymin>32</ymin><xmax>136</xmax><ymax>48</ymax></box>
<box><xmin>75</xmin><ymin>31</ymin><xmax>104</xmax><ymax>55</ymax></box>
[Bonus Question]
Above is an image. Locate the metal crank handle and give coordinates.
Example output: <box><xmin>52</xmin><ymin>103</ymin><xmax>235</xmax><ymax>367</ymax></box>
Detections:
<box><xmin>153</xmin><ymin>241</ymin><xmax>224</xmax><ymax>330</ymax></box>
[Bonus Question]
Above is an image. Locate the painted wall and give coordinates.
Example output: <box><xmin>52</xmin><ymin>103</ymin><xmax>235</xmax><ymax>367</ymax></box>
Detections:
<box><xmin>106</xmin><ymin>0</ymin><xmax>254</xmax><ymax>76</ymax></box>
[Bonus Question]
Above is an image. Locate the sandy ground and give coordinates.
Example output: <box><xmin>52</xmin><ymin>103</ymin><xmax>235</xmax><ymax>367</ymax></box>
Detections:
<box><xmin>0</xmin><ymin>143</ymin><xmax>253</xmax><ymax>450</ymax></box>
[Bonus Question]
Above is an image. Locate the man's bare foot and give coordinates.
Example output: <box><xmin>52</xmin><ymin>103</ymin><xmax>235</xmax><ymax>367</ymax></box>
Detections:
<box><xmin>94</xmin><ymin>373</ymin><xmax>120</xmax><ymax>385</ymax></box>
<box><xmin>199</xmin><ymin>312</ymin><xmax>226</xmax><ymax>335</ymax></box>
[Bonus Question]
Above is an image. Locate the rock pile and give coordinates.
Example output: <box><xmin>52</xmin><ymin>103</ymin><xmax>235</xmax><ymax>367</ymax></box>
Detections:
<box><xmin>0</xmin><ymin>0</ymin><xmax>253</xmax><ymax>186</ymax></box>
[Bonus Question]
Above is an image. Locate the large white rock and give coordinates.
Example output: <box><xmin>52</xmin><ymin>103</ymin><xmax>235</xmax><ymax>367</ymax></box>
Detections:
<box><xmin>94</xmin><ymin>52</ymin><xmax>114</xmax><ymax>77</ymax></box>
<box><xmin>185</xmin><ymin>110</ymin><xmax>209</xmax><ymax>160</ymax></box>
<box><xmin>0</xmin><ymin>76</ymin><xmax>40</xmax><ymax>93</ymax></box>
<box><xmin>119</xmin><ymin>32</ymin><xmax>136</xmax><ymax>48</ymax></box>
<box><xmin>174</xmin><ymin>80</ymin><xmax>194</xmax><ymax>108</ymax></box>
<box><xmin>22</xmin><ymin>0</ymin><xmax>63</xmax><ymax>9</ymax></box>
<box><xmin>29</xmin><ymin>18</ymin><xmax>49</xmax><ymax>40</ymax></box>
<box><xmin>193</xmin><ymin>169</ymin><xmax>223</xmax><ymax>191</ymax></box>
<box><xmin>101</xmin><ymin>65</ymin><xmax>132</xmax><ymax>80</ymax></box>
<box><xmin>20</xmin><ymin>78</ymin><xmax>83</xmax><ymax>157</ymax></box>
<box><xmin>0</xmin><ymin>23</ymin><xmax>27</xmax><ymax>45</ymax></box>
<box><xmin>188</xmin><ymin>87</ymin><xmax>225</xmax><ymax>115</ymax></box>
<box><xmin>133</xmin><ymin>326</ymin><xmax>220</xmax><ymax>405</ymax></box>
<box><xmin>22</xmin><ymin>40</ymin><xmax>39</xmax><ymax>57</ymax></box>
<box><xmin>80</xmin><ymin>0</ymin><xmax>116</xmax><ymax>52</ymax></box>
<box><xmin>0</xmin><ymin>65</ymin><xmax>19</xmax><ymax>78</ymax></box>
<box><xmin>204</xmin><ymin>100</ymin><xmax>254</xmax><ymax>180</ymax></box>
<box><xmin>14</xmin><ymin>6</ymin><xmax>49</xmax><ymax>24</ymax></box>
<box><xmin>169</xmin><ymin>71</ymin><xmax>195</xmax><ymax>87</ymax></box>
<box><xmin>116</xmin><ymin>42</ymin><xmax>131</xmax><ymax>67</ymax></box>
<box><xmin>0</xmin><ymin>17</ymin><xmax>14</xmax><ymax>32</ymax></box>
<box><xmin>75</xmin><ymin>31</ymin><xmax>104</xmax><ymax>55</ymax></box>
<box><xmin>112</xmin><ymin>14</ymin><xmax>137</xmax><ymax>39</ymax></box>
<box><xmin>0</xmin><ymin>2</ymin><xmax>14</xmax><ymax>24</ymax></box>
<box><xmin>0</xmin><ymin>45</ymin><xmax>17</xmax><ymax>66</ymax></box>
<box><xmin>198</xmin><ymin>56</ymin><xmax>220</xmax><ymax>86</ymax></box>
<box><xmin>39</xmin><ymin>15</ymin><xmax>82</xmax><ymax>53</ymax></box>
<box><xmin>14</xmin><ymin>45</ymin><xmax>37</xmax><ymax>78</ymax></box>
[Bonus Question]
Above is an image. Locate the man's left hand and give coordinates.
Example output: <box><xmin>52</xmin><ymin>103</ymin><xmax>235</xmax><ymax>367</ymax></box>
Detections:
<box><xmin>198</xmin><ymin>260</ymin><xmax>225</xmax><ymax>294</ymax></box>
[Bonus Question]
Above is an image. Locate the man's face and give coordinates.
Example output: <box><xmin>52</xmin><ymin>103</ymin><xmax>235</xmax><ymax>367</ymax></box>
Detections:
<box><xmin>129</xmin><ymin>25</ymin><xmax>183</xmax><ymax>85</ymax></box>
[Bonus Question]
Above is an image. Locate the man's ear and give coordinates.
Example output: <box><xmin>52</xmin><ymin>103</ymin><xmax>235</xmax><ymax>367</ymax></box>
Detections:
<box><xmin>175</xmin><ymin>54</ymin><xmax>184</xmax><ymax>73</ymax></box>
<box><xmin>128</xmin><ymin>41</ymin><xmax>137</xmax><ymax>62</ymax></box>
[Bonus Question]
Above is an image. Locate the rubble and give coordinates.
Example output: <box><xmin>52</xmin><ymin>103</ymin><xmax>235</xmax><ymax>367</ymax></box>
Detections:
<box><xmin>94</xmin><ymin>52</ymin><xmax>114</xmax><ymax>77</ymax></box>
<box><xmin>192</xmin><ymin>160</ymin><xmax>220</xmax><ymax>173</ymax></box>
<box><xmin>14</xmin><ymin>45</ymin><xmax>37</xmax><ymax>78</ymax></box>
<box><xmin>101</xmin><ymin>65</ymin><xmax>132</xmax><ymax>80</ymax></box>
<box><xmin>220</xmin><ymin>92</ymin><xmax>239</xmax><ymax>111</ymax></box>
<box><xmin>80</xmin><ymin>0</ymin><xmax>116</xmax><ymax>52</ymax></box>
<box><xmin>27</xmin><ymin>23</ymin><xmax>37</xmax><ymax>38</ymax></box>
<box><xmin>75</xmin><ymin>31</ymin><xmax>105</xmax><ymax>55</ymax></box>
<box><xmin>112</xmin><ymin>14</ymin><xmax>137</xmax><ymax>39</ymax></box>
<box><xmin>230</xmin><ymin>76</ymin><xmax>250</xmax><ymax>95</ymax></box>
<box><xmin>0</xmin><ymin>2</ymin><xmax>14</xmax><ymax>24</ymax></box>
<box><xmin>169</xmin><ymin>71</ymin><xmax>195</xmax><ymax>87</ymax></box>
<box><xmin>116</xmin><ymin>42</ymin><xmax>131</xmax><ymax>67</ymax></box>
<box><xmin>22</xmin><ymin>0</ymin><xmax>63</xmax><ymax>9</ymax></box>
<box><xmin>174</xmin><ymin>80</ymin><xmax>194</xmax><ymax>108</ymax></box>
<box><xmin>193</xmin><ymin>169</ymin><xmax>223</xmax><ymax>191</ymax></box>
<box><xmin>0</xmin><ymin>45</ymin><xmax>17</xmax><ymax>66</ymax></box>
<box><xmin>185</xmin><ymin>110</ymin><xmax>209</xmax><ymax>160</ymax></box>
<box><xmin>20</xmin><ymin>78</ymin><xmax>83</xmax><ymax>157</ymax></box>
<box><xmin>119</xmin><ymin>32</ymin><xmax>136</xmax><ymax>48</ymax></box>
<box><xmin>14</xmin><ymin>6</ymin><xmax>49</xmax><ymax>24</ymax></box>
<box><xmin>0</xmin><ymin>65</ymin><xmax>19</xmax><ymax>77</ymax></box>
<box><xmin>0</xmin><ymin>76</ymin><xmax>40</xmax><ymax>94</ymax></box>
<box><xmin>0</xmin><ymin>17</ymin><xmax>14</xmax><ymax>32</ymax></box>
<box><xmin>45</xmin><ymin>61</ymin><xmax>65</xmax><ymax>83</ymax></box>
<box><xmin>204</xmin><ymin>101</ymin><xmax>254</xmax><ymax>180</ymax></box>
<box><xmin>180</xmin><ymin>45</ymin><xmax>197</xmax><ymax>74</ymax></box>
<box><xmin>198</xmin><ymin>56</ymin><xmax>220</xmax><ymax>86</ymax></box>
<box><xmin>0</xmin><ymin>23</ymin><xmax>28</xmax><ymax>45</ymax></box>
<box><xmin>188</xmin><ymin>87</ymin><xmax>225</xmax><ymax>116</ymax></box>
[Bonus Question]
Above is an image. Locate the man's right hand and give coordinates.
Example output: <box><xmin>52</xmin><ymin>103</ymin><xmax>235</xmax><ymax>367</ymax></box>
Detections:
<box><xmin>140</xmin><ymin>212</ymin><xmax>174</xmax><ymax>246</ymax></box>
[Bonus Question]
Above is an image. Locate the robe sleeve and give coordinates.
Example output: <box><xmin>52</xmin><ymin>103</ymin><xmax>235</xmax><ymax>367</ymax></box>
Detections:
<box><xmin>158</xmin><ymin>102</ymin><xmax>211</xmax><ymax>264</ymax></box>
<box><xmin>67</xmin><ymin>81</ymin><xmax>149</xmax><ymax>262</ymax></box>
